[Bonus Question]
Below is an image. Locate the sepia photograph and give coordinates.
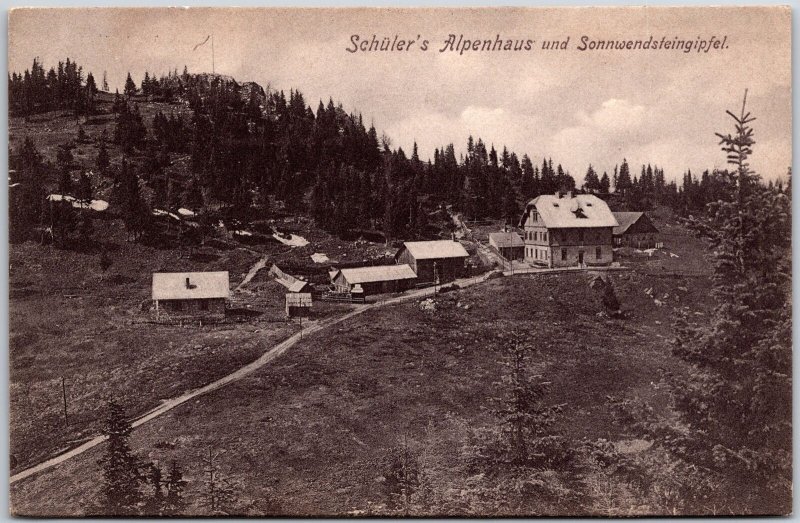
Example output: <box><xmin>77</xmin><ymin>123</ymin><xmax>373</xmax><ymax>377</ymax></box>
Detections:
<box><xmin>6</xmin><ymin>5</ymin><xmax>792</xmax><ymax>517</ymax></box>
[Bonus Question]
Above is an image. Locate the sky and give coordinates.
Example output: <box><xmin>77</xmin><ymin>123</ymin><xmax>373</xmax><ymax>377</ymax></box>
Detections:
<box><xmin>8</xmin><ymin>7</ymin><xmax>792</xmax><ymax>185</ymax></box>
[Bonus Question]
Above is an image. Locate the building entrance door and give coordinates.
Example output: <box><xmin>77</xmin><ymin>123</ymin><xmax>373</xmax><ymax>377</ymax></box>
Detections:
<box><xmin>578</xmin><ymin>251</ymin><xmax>584</xmax><ymax>265</ymax></box>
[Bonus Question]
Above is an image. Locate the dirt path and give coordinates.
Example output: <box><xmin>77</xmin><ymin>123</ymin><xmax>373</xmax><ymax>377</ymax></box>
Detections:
<box><xmin>10</xmin><ymin>271</ymin><xmax>496</xmax><ymax>485</ymax></box>
<box><xmin>235</xmin><ymin>255</ymin><xmax>269</xmax><ymax>291</ymax></box>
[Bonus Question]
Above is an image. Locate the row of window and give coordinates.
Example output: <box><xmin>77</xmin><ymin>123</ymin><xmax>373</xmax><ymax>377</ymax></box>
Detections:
<box><xmin>527</xmin><ymin>229</ymin><xmax>605</xmax><ymax>244</ymax></box>
<box><xmin>527</xmin><ymin>247</ymin><xmax>604</xmax><ymax>262</ymax></box>
<box><xmin>165</xmin><ymin>300</ymin><xmax>211</xmax><ymax>311</ymax></box>
<box><xmin>524</xmin><ymin>230</ymin><xmax>548</xmax><ymax>242</ymax></box>
<box><xmin>526</xmin><ymin>247</ymin><xmax>549</xmax><ymax>260</ymax></box>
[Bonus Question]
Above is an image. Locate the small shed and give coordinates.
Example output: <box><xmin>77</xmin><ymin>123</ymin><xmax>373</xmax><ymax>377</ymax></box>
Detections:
<box><xmin>285</xmin><ymin>292</ymin><xmax>313</xmax><ymax>317</ymax></box>
<box><xmin>152</xmin><ymin>271</ymin><xmax>229</xmax><ymax>321</ymax></box>
<box><xmin>612</xmin><ymin>212</ymin><xmax>660</xmax><ymax>248</ymax></box>
<box><xmin>332</xmin><ymin>264</ymin><xmax>417</xmax><ymax>295</ymax></box>
<box><xmin>395</xmin><ymin>240</ymin><xmax>469</xmax><ymax>284</ymax></box>
<box><xmin>488</xmin><ymin>232</ymin><xmax>525</xmax><ymax>261</ymax></box>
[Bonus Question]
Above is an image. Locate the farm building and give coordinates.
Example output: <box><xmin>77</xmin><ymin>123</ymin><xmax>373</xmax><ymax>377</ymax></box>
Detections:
<box><xmin>395</xmin><ymin>240</ymin><xmax>469</xmax><ymax>283</ymax></box>
<box><xmin>612</xmin><ymin>212</ymin><xmax>660</xmax><ymax>248</ymax></box>
<box><xmin>285</xmin><ymin>292</ymin><xmax>313</xmax><ymax>317</ymax></box>
<box><xmin>331</xmin><ymin>264</ymin><xmax>418</xmax><ymax>295</ymax></box>
<box><xmin>152</xmin><ymin>271</ymin><xmax>229</xmax><ymax>321</ymax></box>
<box><xmin>488</xmin><ymin>232</ymin><xmax>525</xmax><ymax>261</ymax></box>
<box><xmin>519</xmin><ymin>192</ymin><xmax>618</xmax><ymax>268</ymax></box>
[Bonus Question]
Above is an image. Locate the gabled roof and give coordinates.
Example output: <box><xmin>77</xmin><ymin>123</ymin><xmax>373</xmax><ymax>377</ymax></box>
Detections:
<box><xmin>338</xmin><ymin>264</ymin><xmax>418</xmax><ymax>284</ymax></box>
<box><xmin>288</xmin><ymin>280</ymin><xmax>311</xmax><ymax>293</ymax></box>
<box><xmin>399</xmin><ymin>240</ymin><xmax>469</xmax><ymax>260</ymax></box>
<box><xmin>612</xmin><ymin>212</ymin><xmax>644</xmax><ymax>235</ymax></box>
<box><xmin>489</xmin><ymin>232</ymin><xmax>524</xmax><ymax>248</ymax></box>
<box><xmin>152</xmin><ymin>271</ymin><xmax>229</xmax><ymax>300</ymax></box>
<box><xmin>612</xmin><ymin>211</ymin><xmax>659</xmax><ymax>235</ymax></box>
<box><xmin>521</xmin><ymin>194</ymin><xmax>618</xmax><ymax>229</ymax></box>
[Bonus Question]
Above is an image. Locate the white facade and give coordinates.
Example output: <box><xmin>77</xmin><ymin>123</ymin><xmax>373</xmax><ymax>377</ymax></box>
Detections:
<box><xmin>519</xmin><ymin>193</ymin><xmax>617</xmax><ymax>268</ymax></box>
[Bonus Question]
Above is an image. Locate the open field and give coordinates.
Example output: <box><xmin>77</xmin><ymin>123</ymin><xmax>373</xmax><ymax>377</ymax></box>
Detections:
<box><xmin>8</xmin><ymin>213</ymin><xmax>369</xmax><ymax>473</ymax></box>
<box><xmin>10</xmin><ymin>213</ymin><xmax>716</xmax><ymax>516</ymax></box>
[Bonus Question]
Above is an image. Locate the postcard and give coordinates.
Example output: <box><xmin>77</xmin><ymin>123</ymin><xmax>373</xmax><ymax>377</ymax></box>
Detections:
<box><xmin>7</xmin><ymin>6</ymin><xmax>791</xmax><ymax>516</ymax></box>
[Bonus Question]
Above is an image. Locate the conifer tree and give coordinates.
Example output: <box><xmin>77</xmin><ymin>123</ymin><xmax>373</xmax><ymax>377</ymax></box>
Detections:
<box><xmin>616</xmin><ymin>159</ymin><xmax>632</xmax><ymax>195</ymax></box>
<box><xmin>98</xmin><ymin>398</ymin><xmax>144</xmax><ymax>515</ymax></box>
<box><xmin>494</xmin><ymin>332</ymin><xmax>560</xmax><ymax>465</ymax></box>
<box><xmin>599</xmin><ymin>172</ymin><xmax>610</xmax><ymax>194</ymax></box>
<box><xmin>200</xmin><ymin>448</ymin><xmax>239</xmax><ymax>516</ymax></box>
<box><xmin>163</xmin><ymin>461</ymin><xmax>187</xmax><ymax>516</ymax></box>
<box><xmin>124</xmin><ymin>72</ymin><xmax>137</xmax><ymax>98</ymax></box>
<box><xmin>671</xmin><ymin>91</ymin><xmax>791</xmax><ymax>513</ymax></box>
<box><xmin>143</xmin><ymin>463</ymin><xmax>165</xmax><ymax>515</ymax></box>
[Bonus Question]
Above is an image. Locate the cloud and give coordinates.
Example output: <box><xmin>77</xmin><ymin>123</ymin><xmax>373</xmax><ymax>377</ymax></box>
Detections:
<box><xmin>576</xmin><ymin>98</ymin><xmax>646</xmax><ymax>131</ymax></box>
<box><xmin>385</xmin><ymin>105</ymin><xmax>536</xmax><ymax>159</ymax></box>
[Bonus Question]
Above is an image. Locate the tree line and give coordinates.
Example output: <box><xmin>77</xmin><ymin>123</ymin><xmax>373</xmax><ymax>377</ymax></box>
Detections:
<box><xmin>9</xmin><ymin>59</ymin><xmax>790</xmax><ymax>249</ymax></box>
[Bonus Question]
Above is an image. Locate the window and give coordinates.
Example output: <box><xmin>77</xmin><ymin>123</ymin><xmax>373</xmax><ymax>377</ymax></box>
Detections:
<box><xmin>532</xmin><ymin>210</ymin><xmax>539</xmax><ymax>222</ymax></box>
<box><xmin>561</xmin><ymin>248</ymin><xmax>567</xmax><ymax>261</ymax></box>
<box><xmin>596</xmin><ymin>246</ymin><xmax>602</xmax><ymax>259</ymax></box>
<box><xmin>535</xmin><ymin>249</ymin><xmax>538</xmax><ymax>260</ymax></box>
<box><xmin>544</xmin><ymin>232</ymin><xmax>548</xmax><ymax>242</ymax></box>
<box><xmin>579</xmin><ymin>230</ymin><xmax>585</xmax><ymax>243</ymax></box>
<box><xmin>200</xmin><ymin>300</ymin><xmax>209</xmax><ymax>311</ymax></box>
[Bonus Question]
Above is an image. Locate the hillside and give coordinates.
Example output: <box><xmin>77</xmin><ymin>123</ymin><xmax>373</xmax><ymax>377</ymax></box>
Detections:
<box><xmin>10</xmin><ymin>211</ymin><xmax>721</xmax><ymax>516</ymax></box>
<box><xmin>10</xmin><ymin>270</ymin><xmax>715</xmax><ymax>516</ymax></box>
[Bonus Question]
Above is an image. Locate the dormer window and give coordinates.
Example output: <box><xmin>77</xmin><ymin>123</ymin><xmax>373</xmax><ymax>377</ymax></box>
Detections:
<box><xmin>574</xmin><ymin>207</ymin><xmax>587</xmax><ymax>219</ymax></box>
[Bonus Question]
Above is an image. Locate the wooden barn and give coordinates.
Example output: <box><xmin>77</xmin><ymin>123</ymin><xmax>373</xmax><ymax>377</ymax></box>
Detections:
<box><xmin>395</xmin><ymin>240</ymin><xmax>469</xmax><ymax>283</ymax></box>
<box><xmin>152</xmin><ymin>271</ymin><xmax>229</xmax><ymax>322</ymax></box>
<box><xmin>331</xmin><ymin>264</ymin><xmax>418</xmax><ymax>296</ymax></box>
<box><xmin>612</xmin><ymin>212</ymin><xmax>660</xmax><ymax>248</ymax></box>
<box><xmin>285</xmin><ymin>292</ymin><xmax>312</xmax><ymax>317</ymax></box>
<box><xmin>488</xmin><ymin>232</ymin><xmax>525</xmax><ymax>261</ymax></box>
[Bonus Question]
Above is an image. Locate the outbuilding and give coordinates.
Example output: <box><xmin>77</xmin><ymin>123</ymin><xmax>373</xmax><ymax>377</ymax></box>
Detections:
<box><xmin>331</xmin><ymin>264</ymin><xmax>418</xmax><ymax>295</ymax></box>
<box><xmin>152</xmin><ymin>271</ymin><xmax>229</xmax><ymax>321</ymax></box>
<box><xmin>488</xmin><ymin>232</ymin><xmax>525</xmax><ymax>261</ymax></box>
<box><xmin>612</xmin><ymin>212</ymin><xmax>660</xmax><ymax>248</ymax></box>
<box><xmin>285</xmin><ymin>292</ymin><xmax>313</xmax><ymax>317</ymax></box>
<box><xmin>395</xmin><ymin>240</ymin><xmax>469</xmax><ymax>283</ymax></box>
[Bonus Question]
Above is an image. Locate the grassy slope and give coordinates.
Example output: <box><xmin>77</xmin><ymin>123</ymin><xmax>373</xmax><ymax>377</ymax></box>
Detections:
<box><xmin>8</xmin><ymin>214</ymin><xmax>306</xmax><ymax>469</ymax></box>
<box><xmin>10</xmin><ymin>216</ymin><xmax>715</xmax><ymax>516</ymax></box>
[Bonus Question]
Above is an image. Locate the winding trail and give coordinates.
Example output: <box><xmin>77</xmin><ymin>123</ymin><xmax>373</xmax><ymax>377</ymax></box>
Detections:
<box><xmin>235</xmin><ymin>255</ymin><xmax>269</xmax><ymax>292</ymax></box>
<box><xmin>10</xmin><ymin>271</ymin><xmax>496</xmax><ymax>486</ymax></box>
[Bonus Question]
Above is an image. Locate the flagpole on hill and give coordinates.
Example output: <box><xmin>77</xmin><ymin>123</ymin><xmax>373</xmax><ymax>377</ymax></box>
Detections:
<box><xmin>193</xmin><ymin>34</ymin><xmax>215</xmax><ymax>75</ymax></box>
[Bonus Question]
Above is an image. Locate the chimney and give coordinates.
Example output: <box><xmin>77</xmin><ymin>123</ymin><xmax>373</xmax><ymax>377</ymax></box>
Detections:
<box><xmin>556</xmin><ymin>190</ymin><xmax>562</xmax><ymax>199</ymax></box>
<box><xmin>185</xmin><ymin>277</ymin><xmax>191</xmax><ymax>289</ymax></box>
<box><xmin>566</xmin><ymin>190</ymin><xmax>573</xmax><ymax>199</ymax></box>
